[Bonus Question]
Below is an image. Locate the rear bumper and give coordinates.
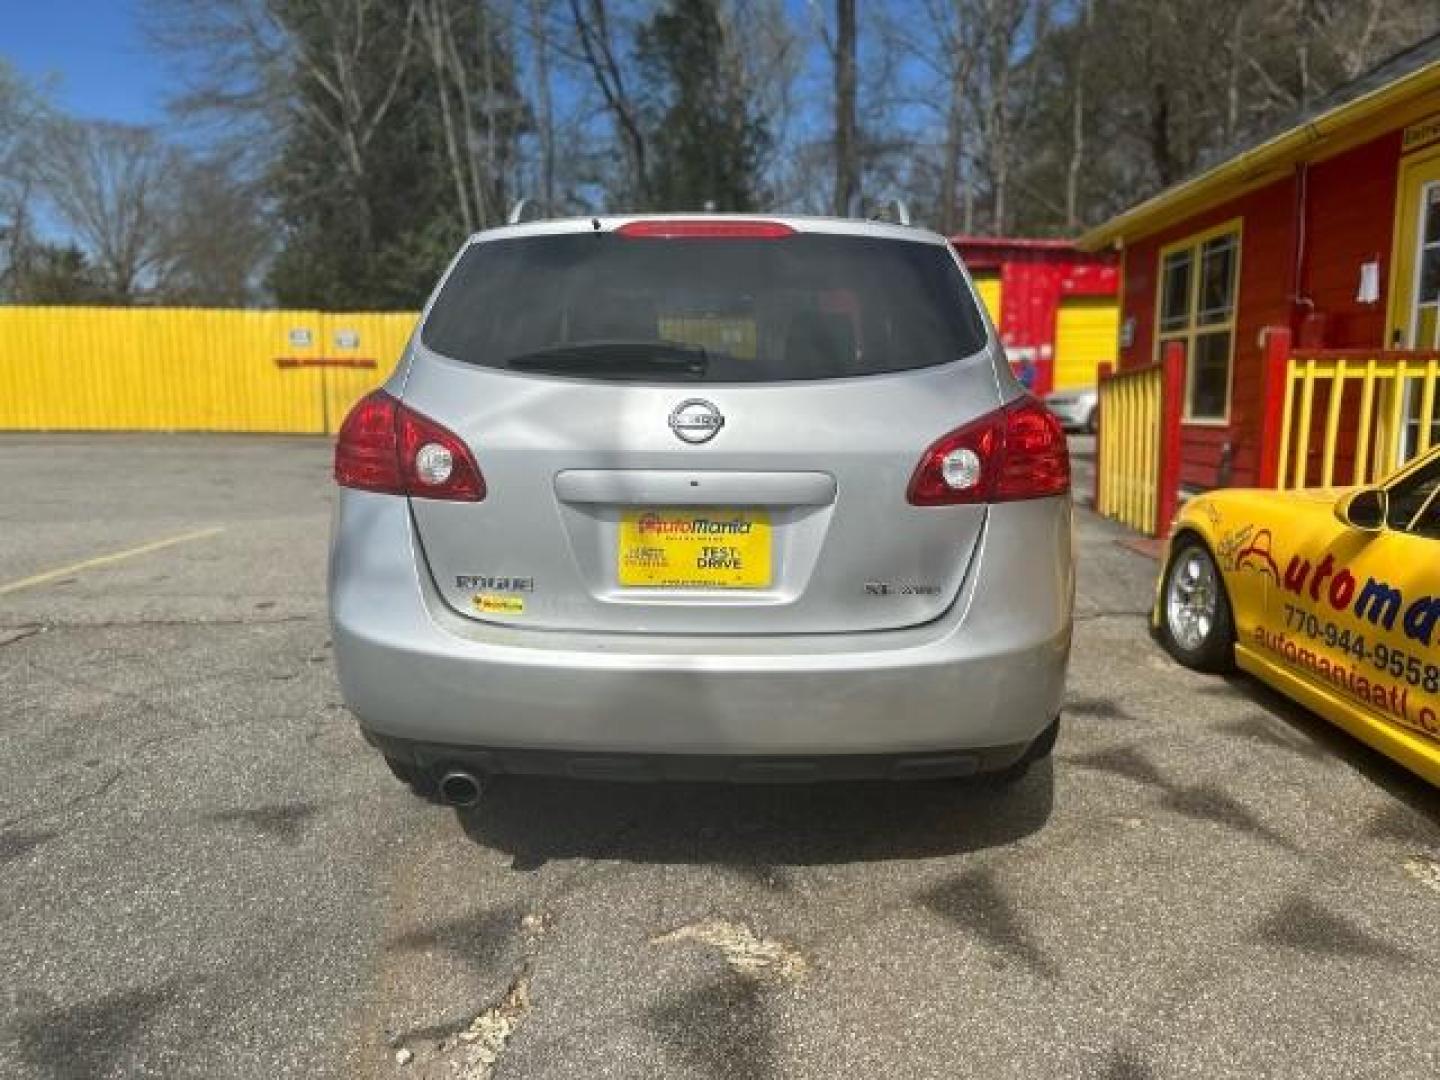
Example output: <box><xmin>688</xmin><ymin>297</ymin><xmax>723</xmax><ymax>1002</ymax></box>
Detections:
<box><xmin>363</xmin><ymin>729</ymin><xmax>1045</xmax><ymax>781</ymax></box>
<box><xmin>329</xmin><ymin>492</ymin><xmax>1073</xmax><ymax>760</ymax></box>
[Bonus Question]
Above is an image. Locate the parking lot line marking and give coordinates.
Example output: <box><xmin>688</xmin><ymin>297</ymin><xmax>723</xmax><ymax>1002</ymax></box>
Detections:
<box><xmin>0</xmin><ymin>526</ymin><xmax>225</xmax><ymax>596</ymax></box>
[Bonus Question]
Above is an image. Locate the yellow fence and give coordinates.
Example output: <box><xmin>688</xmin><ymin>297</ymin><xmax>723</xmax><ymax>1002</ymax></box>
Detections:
<box><xmin>1276</xmin><ymin>349</ymin><xmax>1439</xmax><ymax>489</ymax></box>
<box><xmin>1096</xmin><ymin>361</ymin><xmax>1163</xmax><ymax>533</ymax></box>
<box><xmin>0</xmin><ymin>307</ymin><xmax>418</xmax><ymax>434</ymax></box>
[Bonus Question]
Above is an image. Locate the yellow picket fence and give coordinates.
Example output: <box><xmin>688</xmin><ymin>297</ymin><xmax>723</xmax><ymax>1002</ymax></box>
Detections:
<box><xmin>0</xmin><ymin>307</ymin><xmax>418</xmax><ymax>434</ymax></box>
<box><xmin>1096</xmin><ymin>360</ymin><xmax>1164</xmax><ymax>533</ymax></box>
<box><xmin>1273</xmin><ymin>348</ymin><xmax>1440</xmax><ymax>489</ymax></box>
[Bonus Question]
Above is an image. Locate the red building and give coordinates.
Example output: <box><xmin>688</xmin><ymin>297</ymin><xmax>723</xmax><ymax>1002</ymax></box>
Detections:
<box><xmin>950</xmin><ymin>237</ymin><xmax>1118</xmax><ymax>397</ymax></box>
<box><xmin>1080</xmin><ymin>35</ymin><xmax>1440</xmax><ymax>489</ymax></box>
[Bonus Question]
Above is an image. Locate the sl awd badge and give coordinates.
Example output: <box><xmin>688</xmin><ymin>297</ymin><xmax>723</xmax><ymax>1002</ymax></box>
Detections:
<box><xmin>669</xmin><ymin>399</ymin><xmax>725</xmax><ymax>444</ymax></box>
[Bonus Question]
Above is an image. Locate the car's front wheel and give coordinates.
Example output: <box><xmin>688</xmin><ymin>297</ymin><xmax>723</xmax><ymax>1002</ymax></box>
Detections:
<box><xmin>1159</xmin><ymin>538</ymin><xmax>1235</xmax><ymax>672</ymax></box>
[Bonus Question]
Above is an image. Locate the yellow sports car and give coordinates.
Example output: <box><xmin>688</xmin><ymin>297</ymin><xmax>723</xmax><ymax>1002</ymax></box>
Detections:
<box><xmin>1155</xmin><ymin>446</ymin><xmax>1440</xmax><ymax>786</ymax></box>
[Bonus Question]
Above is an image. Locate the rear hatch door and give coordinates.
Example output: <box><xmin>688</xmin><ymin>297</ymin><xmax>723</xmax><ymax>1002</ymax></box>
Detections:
<box><xmin>404</xmin><ymin>221</ymin><xmax>1000</xmax><ymax>635</ymax></box>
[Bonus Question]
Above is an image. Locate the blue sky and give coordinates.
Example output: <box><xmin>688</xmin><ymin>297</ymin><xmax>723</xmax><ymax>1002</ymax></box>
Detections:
<box><xmin>1</xmin><ymin>0</ymin><xmax>921</xmax><ymax>180</ymax></box>
<box><xmin>4</xmin><ymin>0</ymin><xmax>840</xmax><ymax>132</ymax></box>
<box><xmin>5</xmin><ymin>0</ymin><xmax>168</xmax><ymax>124</ymax></box>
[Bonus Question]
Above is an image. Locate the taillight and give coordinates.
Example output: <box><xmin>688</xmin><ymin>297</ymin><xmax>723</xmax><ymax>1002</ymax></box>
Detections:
<box><xmin>615</xmin><ymin>219</ymin><xmax>795</xmax><ymax>239</ymax></box>
<box><xmin>907</xmin><ymin>397</ymin><xmax>1069</xmax><ymax>506</ymax></box>
<box><xmin>334</xmin><ymin>390</ymin><xmax>485</xmax><ymax>501</ymax></box>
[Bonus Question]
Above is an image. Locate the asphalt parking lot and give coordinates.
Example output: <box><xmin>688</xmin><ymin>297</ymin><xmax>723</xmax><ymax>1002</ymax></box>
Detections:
<box><xmin>2</xmin><ymin>433</ymin><xmax>1439</xmax><ymax>1080</ymax></box>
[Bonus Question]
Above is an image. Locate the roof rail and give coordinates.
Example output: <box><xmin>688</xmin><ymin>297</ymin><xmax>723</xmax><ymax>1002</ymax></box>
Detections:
<box><xmin>841</xmin><ymin>194</ymin><xmax>912</xmax><ymax>226</ymax></box>
<box><xmin>867</xmin><ymin>198</ymin><xmax>911</xmax><ymax>226</ymax></box>
<box><xmin>506</xmin><ymin>198</ymin><xmax>548</xmax><ymax>225</ymax></box>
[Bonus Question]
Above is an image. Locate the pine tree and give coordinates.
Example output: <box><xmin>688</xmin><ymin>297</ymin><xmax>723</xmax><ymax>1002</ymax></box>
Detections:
<box><xmin>636</xmin><ymin>0</ymin><xmax>769</xmax><ymax>212</ymax></box>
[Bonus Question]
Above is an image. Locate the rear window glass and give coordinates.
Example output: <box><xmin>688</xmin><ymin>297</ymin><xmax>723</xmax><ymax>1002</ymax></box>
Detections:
<box><xmin>421</xmin><ymin>231</ymin><xmax>987</xmax><ymax>382</ymax></box>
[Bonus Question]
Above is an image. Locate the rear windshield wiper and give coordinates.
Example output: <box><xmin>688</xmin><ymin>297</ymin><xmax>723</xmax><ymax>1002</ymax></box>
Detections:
<box><xmin>503</xmin><ymin>340</ymin><xmax>709</xmax><ymax>376</ymax></box>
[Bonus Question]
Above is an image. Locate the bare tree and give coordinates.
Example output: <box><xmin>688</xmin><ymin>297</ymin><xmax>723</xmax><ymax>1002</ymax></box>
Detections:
<box><xmin>528</xmin><ymin>0</ymin><xmax>557</xmax><ymax>208</ymax></box>
<box><xmin>427</xmin><ymin>0</ymin><xmax>523</xmax><ymax>228</ymax></box>
<box><xmin>940</xmin><ymin>41</ymin><xmax>975</xmax><ymax>232</ymax></box>
<box><xmin>156</xmin><ymin>155</ymin><xmax>271</xmax><ymax>305</ymax></box>
<box><xmin>131</xmin><ymin>0</ymin><xmax>1440</xmax><ymax>279</ymax></box>
<box><xmin>884</xmin><ymin>0</ymin><xmax>1058</xmax><ymax>234</ymax></box>
<box><xmin>1286</xmin><ymin>0</ymin><xmax>1439</xmax><ymax>89</ymax></box>
<box><xmin>0</xmin><ymin>60</ymin><xmax>48</xmax><ymax>299</ymax></box>
<box><xmin>1222</xmin><ymin>4</ymin><xmax>1246</xmax><ymax>146</ymax></box>
<box><xmin>1065</xmin><ymin>0</ymin><xmax>1093</xmax><ymax>230</ymax></box>
<box><xmin>1294</xmin><ymin>0</ymin><xmax>1316</xmax><ymax>108</ymax></box>
<box><xmin>831</xmin><ymin>0</ymin><xmax>859</xmax><ymax>215</ymax></box>
<box><xmin>34</xmin><ymin>119</ymin><xmax>178</xmax><ymax>300</ymax></box>
<box><xmin>566</xmin><ymin>0</ymin><xmax>650</xmax><ymax>204</ymax></box>
<box><xmin>891</xmin><ymin>0</ymin><xmax>984</xmax><ymax>232</ymax></box>
<box><xmin>286</xmin><ymin>1</ymin><xmax>418</xmax><ymax>193</ymax></box>
<box><xmin>417</xmin><ymin>0</ymin><xmax>486</xmax><ymax>231</ymax></box>
<box><xmin>726</xmin><ymin>0</ymin><xmax>800</xmax><ymax>196</ymax></box>
<box><xmin>980</xmin><ymin>0</ymin><xmax>1053</xmax><ymax>234</ymax></box>
<box><xmin>147</xmin><ymin>0</ymin><xmax>418</xmax><ymax>205</ymax></box>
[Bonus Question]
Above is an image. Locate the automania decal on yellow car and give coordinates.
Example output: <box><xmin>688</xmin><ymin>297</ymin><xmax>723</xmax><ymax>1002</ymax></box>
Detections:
<box><xmin>1249</xmin><ymin>624</ymin><xmax>1436</xmax><ymax>738</ymax></box>
<box><xmin>1226</xmin><ymin>526</ymin><xmax>1440</xmax><ymax>740</ymax></box>
<box><xmin>1159</xmin><ymin>491</ymin><xmax>1439</xmax><ymax>749</ymax></box>
<box><xmin>1275</xmin><ymin>550</ymin><xmax>1440</xmax><ymax>649</ymax></box>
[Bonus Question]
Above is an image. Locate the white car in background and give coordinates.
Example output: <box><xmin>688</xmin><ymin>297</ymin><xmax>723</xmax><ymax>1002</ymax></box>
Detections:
<box><xmin>1043</xmin><ymin>387</ymin><xmax>1098</xmax><ymax>434</ymax></box>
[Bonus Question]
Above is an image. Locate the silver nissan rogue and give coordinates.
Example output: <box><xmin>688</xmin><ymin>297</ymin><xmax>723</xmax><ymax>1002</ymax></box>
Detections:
<box><xmin>328</xmin><ymin>214</ymin><xmax>1074</xmax><ymax>804</ymax></box>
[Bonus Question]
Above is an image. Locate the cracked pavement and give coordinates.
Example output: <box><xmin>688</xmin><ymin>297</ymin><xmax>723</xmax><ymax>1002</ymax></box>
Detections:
<box><xmin>2</xmin><ymin>433</ymin><xmax>1439</xmax><ymax>1079</ymax></box>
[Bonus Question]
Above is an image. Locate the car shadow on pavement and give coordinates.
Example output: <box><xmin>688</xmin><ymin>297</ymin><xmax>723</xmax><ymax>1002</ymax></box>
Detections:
<box><xmin>453</xmin><ymin>763</ymin><xmax>1054</xmax><ymax>870</ymax></box>
<box><xmin>1207</xmin><ymin>673</ymin><xmax>1440</xmax><ymax>832</ymax></box>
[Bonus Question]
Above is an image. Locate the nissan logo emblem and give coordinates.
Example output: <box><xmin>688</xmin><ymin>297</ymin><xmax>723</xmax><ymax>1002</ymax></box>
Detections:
<box><xmin>668</xmin><ymin>398</ymin><xmax>725</xmax><ymax>444</ymax></box>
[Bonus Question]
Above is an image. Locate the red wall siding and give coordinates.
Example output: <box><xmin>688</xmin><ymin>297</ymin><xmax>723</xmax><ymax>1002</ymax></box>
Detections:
<box><xmin>998</xmin><ymin>254</ymin><xmax>1115</xmax><ymax>394</ymax></box>
<box><xmin>1118</xmin><ymin>178</ymin><xmax>1295</xmax><ymax>488</ymax></box>
<box><xmin>1298</xmin><ymin>131</ymin><xmax>1402</xmax><ymax>349</ymax></box>
<box><xmin>952</xmin><ymin>240</ymin><xmax>1118</xmax><ymax>395</ymax></box>
<box><xmin>1115</xmin><ymin>128</ymin><xmax>1402</xmax><ymax>489</ymax></box>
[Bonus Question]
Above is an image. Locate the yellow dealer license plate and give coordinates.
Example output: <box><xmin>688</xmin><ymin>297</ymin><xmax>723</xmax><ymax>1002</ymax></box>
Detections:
<box><xmin>618</xmin><ymin>508</ymin><xmax>771</xmax><ymax>589</ymax></box>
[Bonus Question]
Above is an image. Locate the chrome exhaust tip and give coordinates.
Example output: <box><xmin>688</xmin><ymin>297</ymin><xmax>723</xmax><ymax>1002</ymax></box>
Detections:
<box><xmin>437</xmin><ymin>769</ymin><xmax>483</xmax><ymax>807</ymax></box>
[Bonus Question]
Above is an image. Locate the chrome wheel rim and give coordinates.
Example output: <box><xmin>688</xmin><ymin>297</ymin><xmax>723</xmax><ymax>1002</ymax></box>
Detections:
<box><xmin>1166</xmin><ymin>548</ymin><xmax>1218</xmax><ymax>653</ymax></box>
